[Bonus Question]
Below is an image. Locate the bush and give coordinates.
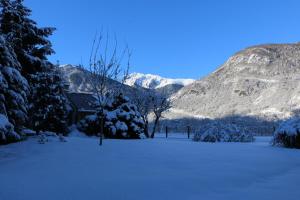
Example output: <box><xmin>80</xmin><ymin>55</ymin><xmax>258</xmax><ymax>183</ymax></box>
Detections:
<box><xmin>77</xmin><ymin>115</ymin><xmax>100</xmax><ymax>136</ymax></box>
<box><xmin>273</xmin><ymin>118</ymin><xmax>300</xmax><ymax>148</ymax></box>
<box><xmin>77</xmin><ymin>94</ymin><xmax>145</xmax><ymax>139</ymax></box>
<box><xmin>193</xmin><ymin>121</ymin><xmax>254</xmax><ymax>143</ymax></box>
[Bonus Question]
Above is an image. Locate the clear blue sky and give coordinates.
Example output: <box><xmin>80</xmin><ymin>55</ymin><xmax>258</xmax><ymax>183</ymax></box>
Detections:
<box><xmin>25</xmin><ymin>0</ymin><xmax>300</xmax><ymax>79</ymax></box>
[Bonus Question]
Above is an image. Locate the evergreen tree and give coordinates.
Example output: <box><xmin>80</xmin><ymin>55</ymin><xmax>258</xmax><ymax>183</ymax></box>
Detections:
<box><xmin>0</xmin><ymin>35</ymin><xmax>29</xmax><ymax>143</ymax></box>
<box><xmin>29</xmin><ymin>69</ymin><xmax>70</xmax><ymax>135</ymax></box>
<box><xmin>0</xmin><ymin>0</ymin><xmax>70</xmax><ymax>137</ymax></box>
<box><xmin>0</xmin><ymin>0</ymin><xmax>55</xmax><ymax>76</ymax></box>
<box><xmin>104</xmin><ymin>93</ymin><xmax>144</xmax><ymax>139</ymax></box>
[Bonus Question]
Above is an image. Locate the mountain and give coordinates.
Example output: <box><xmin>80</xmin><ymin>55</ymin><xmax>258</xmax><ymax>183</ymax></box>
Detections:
<box><xmin>155</xmin><ymin>83</ymin><xmax>185</xmax><ymax>98</ymax></box>
<box><xmin>59</xmin><ymin>42</ymin><xmax>300</xmax><ymax>136</ymax></box>
<box><xmin>125</xmin><ymin>72</ymin><xmax>195</xmax><ymax>89</ymax></box>
<box><xmin>58</xmin><ymin>64</ymin><xmax>145</xmax><ymax>97</ymax></box>
<box><xmin>166</xmin><ymin>43</ymin><xmax>300</xmax><ymax>134</ymax></box>
<box><xmin>59</xmin><ymin>65</ymin><xmax>193</xmax><ymax>98</ymax></box>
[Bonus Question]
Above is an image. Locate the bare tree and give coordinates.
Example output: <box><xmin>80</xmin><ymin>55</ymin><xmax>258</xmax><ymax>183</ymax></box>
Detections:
<box><xmin>150</xmin><ymin>95</ymin><xmax>171</xmax><ymax>138</ymax></box>
<box><xmin>133</xmin><ymin>89</ymin><xmax>155</xmax><ymax>138</ymax></box>
<box><xmin>88</xmin><ymin>32</ymin><xmax>130</xmax><ymax>145</ymax></box>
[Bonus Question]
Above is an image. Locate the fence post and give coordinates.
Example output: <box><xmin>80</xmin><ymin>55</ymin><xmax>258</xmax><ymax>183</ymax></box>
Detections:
<box><xmin>166</xmin><ymin>126</ymin><xmax>168</xmax><ymax>138</ymax></box>
<box><xmin>187</xmin><ymin>126</ymin><xmax>190</xmax><ymax>139</ymax></box>
<box><xmin>99</xmin><ymin>117</ymin><xmax>104</xmax><ymax>146</ymax></box>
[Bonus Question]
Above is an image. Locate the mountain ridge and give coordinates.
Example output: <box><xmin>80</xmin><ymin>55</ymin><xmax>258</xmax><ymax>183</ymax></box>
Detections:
<box><xmin>124</xmin><ymin>72</ymin><xmax>195</xmax><ymax>89</ymax></box>
<box><xmin>165</xmin><ymin>42</ymin><xmax>300</xmax><ymax>134</ymax></box>
<box><xmin>58</xmin><ymin>64</ymin><xmax>194</xmax><ymax>98</ymax></box>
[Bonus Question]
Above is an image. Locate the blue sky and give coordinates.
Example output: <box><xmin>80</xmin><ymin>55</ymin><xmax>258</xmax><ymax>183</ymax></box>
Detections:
<box><xmin>25</xmin><ymin>0</ymin><xmax>300</xmax><ymax>79</ymax></box>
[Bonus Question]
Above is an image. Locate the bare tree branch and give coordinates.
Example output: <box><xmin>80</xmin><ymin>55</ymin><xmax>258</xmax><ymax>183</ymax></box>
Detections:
<box><xmin>87</xmin><ymin>32</ymin><xmax>131</xmax><ymax>144</ymax></box>
<box><xmin>150</xmin><ymin>95</ymin><xmax>171</xmax><ymax>138</ymax></box>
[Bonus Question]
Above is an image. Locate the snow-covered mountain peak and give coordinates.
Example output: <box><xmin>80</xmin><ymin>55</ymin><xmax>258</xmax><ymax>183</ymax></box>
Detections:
<box><xmin>125</xmin><ymin>72</ymin><xmax>195</xmax><ymax>89</ymax></box>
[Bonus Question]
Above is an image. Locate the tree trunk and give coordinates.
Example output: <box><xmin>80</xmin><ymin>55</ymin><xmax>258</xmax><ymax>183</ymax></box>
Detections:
<box><xmin>99</xmin><ymin>108</ymin><xmax>104</xmax><ymax>146</ymax></box>
<box><xmin>100</xmin><ymin>116</ymin><xmax>103</xmax><ymax>146</ymax></box>
<box><xmin>144</xmin><ymin>119</ymin><xmax>149</xmax><ymax>138</ymax></box>
<box><xmin>150</xmin><ymin>116</ymin><xmax>159</xmax><ymax>138</ymax></box>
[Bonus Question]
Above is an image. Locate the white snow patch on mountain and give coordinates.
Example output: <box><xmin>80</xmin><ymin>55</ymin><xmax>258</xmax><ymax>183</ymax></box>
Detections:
<box><xmin>125</xmin><ymin>72</ymin><xmax>195</xmax><ymax>89</ymax></box>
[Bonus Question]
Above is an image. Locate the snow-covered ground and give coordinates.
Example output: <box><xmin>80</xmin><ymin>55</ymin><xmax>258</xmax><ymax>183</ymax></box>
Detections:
<box><xmin>0</xmin><ymin>134</ymin><xmax>300</xmax><ymax>200</ymax></box>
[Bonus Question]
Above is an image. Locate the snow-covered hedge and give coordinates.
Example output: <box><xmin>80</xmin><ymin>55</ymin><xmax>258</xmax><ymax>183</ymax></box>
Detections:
<box><xmin>193</xmin><ymin>121</ymin><xmax>254</xmax><ymax>143</ymax></box>
<box><xmin>273</xmin><ymin>117</ymin><xmax>300</xmax><ymax>148</ymax></box>
<box><xmin>0</xmin><ymin>114</ymin><xmax>20</xmax><ymax>144</ymax></box>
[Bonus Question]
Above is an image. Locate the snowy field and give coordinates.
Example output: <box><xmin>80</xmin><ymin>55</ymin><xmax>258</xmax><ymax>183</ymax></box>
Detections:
<box><xmin>1</xmin><ymin>134</ymin><xmax>300</xmax><ymax>200</ymax></box>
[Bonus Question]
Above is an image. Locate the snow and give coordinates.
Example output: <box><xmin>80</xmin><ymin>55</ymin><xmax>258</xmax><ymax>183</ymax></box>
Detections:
<box><xmin>68</xmin><ymin>125</ymin><xmax>89</xmax><ymax>138</ymax></box>
<box><xmin>261</xmin><ymin>107</ymin><xmax>285</xmax><ymax>116</ymax></box>
<box><xmin>106</xmin><ymin>110</ymin><xmax>117</xmax><ymax>120</ymax></box>
<box><xmin>2</xmin><ymin>66</ymin><xmax>29</xmax><ymax>88</ymax></box>
<box><xmin>194</xmin><ymin>121</ymin><xmax>254</xmax><ymax>142</ymax></box>
<box><xmin>125</xmin><ymin>72</ymin><xmax>195</xmax><ymax>89</ymax></box>
<box><xmin>0</xmin><ymin>114</ymin><xmax>10</xmax><ymax>130</ymax></box>
<box><xmin>85</xmin><ymin>114</ymin><xmax>97</xmax><ymax>121</ymax></box>
<box><xmin>167</xmin><ymin>108</ymin><xmax>209</xmax><ymax>119</ymax></box>
<box><xmin>22</xmin><ymin>129</ymin><xmax>36</xmax><ymax>136</ymax></box>
<box><xmin>0</xmin><ymin>114</ymin><xmax>19</xmax><ymax>142</ymax></box>
<box><xmin>115</xmin><ymin>120</ymin><xmax>128</xmax><ymax>131</ymax></box>
<box><xmin>0</xmin><ymin>134</ymin><xmax>300</xmax><ymax>200</ymax></box>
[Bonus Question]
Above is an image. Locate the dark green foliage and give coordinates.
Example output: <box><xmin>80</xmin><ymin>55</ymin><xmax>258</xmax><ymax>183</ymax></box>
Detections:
<box><xmin>29</xmin><ymin>70</ymin><xmax>70</xmax><ymax>135</ymax></box>
<box><xmin>0</xmin><ymin>0</ymin><xmax>70</xmax><ymax>139</ymax></box>
<box><xmin>0</xmin><ymin>0</ymin><xmax>55</xmax><ymax>75</ymax></box>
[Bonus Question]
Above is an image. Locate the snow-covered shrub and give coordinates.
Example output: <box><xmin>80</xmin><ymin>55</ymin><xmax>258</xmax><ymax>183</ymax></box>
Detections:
<box><xmin>78</xmin><ymin>94</ymin><xmax>145</xmax><ymax>139</ymax></box>
<box><xmin>193</xmin><ymin>121</ymin><xmax>254</xmax><ymax>143</ymax></box>
<box><xmin>77</xmin><ymin>115</ymin><xmax>100</xmax><ymax>136</ymax></box>
<box><xmin>273</xmin><ymin>117</ymin><xmax>300</xmax><ymax>148</ymax></box>
<box><xmin>22</xmin><ymin>129</ymin><xmax>36</xmax><ymax>136</ymax></box>
<box><xmin>104</xmin><ymin>94</ymin><xmax>145</xmax><ymax>139</ymax></box>
<box><xmin>0</xmin><ymin>114</ymin><xmax>20</xmax><ymax>144</ymax></box>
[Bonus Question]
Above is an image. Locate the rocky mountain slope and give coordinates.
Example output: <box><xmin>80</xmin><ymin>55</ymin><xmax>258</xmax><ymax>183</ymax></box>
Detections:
<box><xmin>125</xmin><ymin>72</ymin><xmax>194</xmax><ymax>89</ymax></box>
<box><xmin>166</xmin><ymin>43</ymin><xmax>300</xmax><ymax>134</ymax></box>
<box><xmin>58</xmin><ymin>65</ymin><xmax>144</xmax><ymax>97</ymax></box>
